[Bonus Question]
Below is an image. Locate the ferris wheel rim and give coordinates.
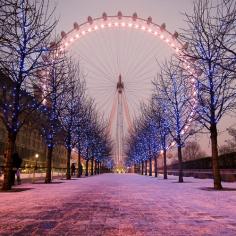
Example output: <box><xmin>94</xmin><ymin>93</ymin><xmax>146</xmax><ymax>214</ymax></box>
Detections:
<box><xmin>57</xmin><ymin>13</ymin><xmax>185</xmax><ymax>52</ymax></box>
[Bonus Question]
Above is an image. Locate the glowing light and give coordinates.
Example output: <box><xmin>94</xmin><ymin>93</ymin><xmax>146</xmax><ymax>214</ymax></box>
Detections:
<box><xmin>121</xmin><ymin>22</ymin><xmax>126</xmax><ymax>27</ymax></box>
<box><xmin>160</xmin><ymin>34</ymin><xmax>164</xmax><ymax>39</ymax></box>
<box><xmin>88</xmin><ymin>28</ymin><xmax>92</xmax><ymax>32</ymax></box>
<box><xmin>175</xmin><ymin>48</ymin><xmax>179</xmax><ymax>53</ymax></box>
<box><xmin>108</xmin><ymin>22</ymin><xmax>112</xmax><ymax>27</ymax></box>
<box><xmin>82</xmin><ymin>31</ymin><xmax>86</xmax><ymax>35</ymax></box>
<box><xmin>166</xmin><ymin>38</ymin><xmax>169</xmax><ymax>43</ymax></box>
<box><xmin>154</xmin><ymin>31</ymin><xmax>158</xmax><ymax>35</ymax></box>
<box><xmin>70</xmin><ymin>38</ymin><xmax>74</xmax><ymax>42</ymax></box>
<box><xmin>171</xmin><ymin>43</ymin><xmax>175</xmax><ymax>47</ymax></box>
<box><xmin>94</xmin><ymin>25</ymin><xmax>98</xmax><ymax>30</ymax></box>
<box><xmin>135</xmin><ymin>24</ymin><xmax>139</xmax><ymax>28</ymax></box>
<box><xmin>141</xmin><ymin>26</ymin><xmax>146</xmax><ymax>30</ymax></box>
<box><xmin>128</xmin><ymin>23</ymin><xmax>133</xmax><ymax>27</ymax></box>
<box><xmin>148</xmin><ymin>28</ymin><xmax>152</xmax><ymax>33</ymax></box>
<box><xmin>101</xmin><ymin>24</ymin><xmax>105</xmax><ymax>28</ymax></box>
<box><xmin>114</xmin><ymin>22</ymin><xmax>118</xmax><ymax>27</ymax></box>
<box><xmin>65</xmin><ymin>42</ymin><xmax>68</xmax><ymax>47</ymax></box>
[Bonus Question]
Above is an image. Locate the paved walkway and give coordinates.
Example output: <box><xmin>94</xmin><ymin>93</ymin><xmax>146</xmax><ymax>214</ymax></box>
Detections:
<box><xmin>0</xmin><ymin>174</ymin><xmax>236</xmax><ymax>236</ymax></box>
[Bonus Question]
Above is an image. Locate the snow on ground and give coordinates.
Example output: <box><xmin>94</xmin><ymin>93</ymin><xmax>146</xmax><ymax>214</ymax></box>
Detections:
<box><xmin>0</xmin><ymin>174</ymin><xmax>236</xmax><ymax>236</ymax></box>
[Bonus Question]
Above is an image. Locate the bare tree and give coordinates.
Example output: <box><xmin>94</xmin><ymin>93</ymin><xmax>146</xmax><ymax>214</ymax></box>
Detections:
<box><xmin>0</xmin><ymin>0</ymin><xmax>56</xmax><ymax>190</ymax></box>
<box><xmin>182</xmin><ymin>141</ymin><xmax>206</xmax><ymax>161</ymax></box>
<box><xmin>40</xmin><ymin>52</ymin><xmax>71</xmax><ymax>183</ymax></box>
<box><xmin>219</xmin><ymin>128</ymin><xmax>236</xmax><ymax>154</ymax></box>
<box><xmin>153</xmin><ymin>59</ymin><xmax>194</xmax><ymax>182</ymax></box>
<box><xmin>59</xmin><ymin>60</ymin><xmax>85</xmax><ymax>180</ymax></box>
<box><xmin>181</xmin><ymin>0</ymin><xmax>236</xmax><ymax>189</ymax></box>
<box><xmin>150</xmin><ymin>97</ymin><xmax>171</xmax><ymax>179</ymax></box>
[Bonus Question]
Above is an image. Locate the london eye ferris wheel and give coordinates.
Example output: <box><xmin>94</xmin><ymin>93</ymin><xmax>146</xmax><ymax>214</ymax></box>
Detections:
<box><xmin>56</xmin><ymin>12</ymin><xmax>193</xmax><ymax>169</ymax></box>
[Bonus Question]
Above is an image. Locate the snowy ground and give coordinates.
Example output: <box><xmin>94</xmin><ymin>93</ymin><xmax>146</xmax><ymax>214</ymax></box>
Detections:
<box><xmin>0</xmin><ymin>174</ymin><xmax>236</xmax><ymax>236</ymax></box>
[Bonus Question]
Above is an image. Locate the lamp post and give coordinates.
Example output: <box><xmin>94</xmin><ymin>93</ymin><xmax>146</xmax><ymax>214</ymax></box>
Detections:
<box><xmin>32</xmin><ymin>154</ymin><xmax>39</xmax><ymax>183</ymax></box>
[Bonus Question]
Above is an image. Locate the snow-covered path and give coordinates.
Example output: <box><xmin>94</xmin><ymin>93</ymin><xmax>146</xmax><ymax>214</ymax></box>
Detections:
<box><xmin>1</xmin><ymin>174</ymin><xmax>236</xmax><ymax>236</ymax></box>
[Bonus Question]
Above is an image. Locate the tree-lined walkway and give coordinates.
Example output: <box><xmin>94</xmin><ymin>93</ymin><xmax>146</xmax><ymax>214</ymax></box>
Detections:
<box><xmin>1</xmin><ymin>174</ymin><xmax>236</xmax><ymax>236</ymax></box>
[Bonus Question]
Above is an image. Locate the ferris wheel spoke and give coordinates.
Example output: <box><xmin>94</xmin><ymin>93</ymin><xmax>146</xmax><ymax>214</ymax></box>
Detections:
<box><xmin>74</xmin><ymin>40</ymin><xmax>116</xmax><ymax>82</ymax></box>
<box><xmin>123</xmin><ymin>36</ymin><xmax>156</xmax><ymax>79</ymax></box>
<box><xmin>76</xmin><ymin>53</ymin><xmax>116</xmax><ymax>84</ymax></box>
<box><xmin>82</xmin><ymin>33</ymin><xmax>117</xmax><ymax>79</ymax></box>
<box><xmin>122</xmin><ymin>29</ymin><xmax>151</xmax><ymax>73</ymax></box>
<box><xmin>93</xmin><ymin>29</ymin><xmax>119</xmax><ymax>78</ymax></box>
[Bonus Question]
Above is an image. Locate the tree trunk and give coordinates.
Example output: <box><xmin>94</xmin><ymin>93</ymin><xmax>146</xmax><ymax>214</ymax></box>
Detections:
<box><xmin>85</xmin><ymin>159</ymin><xmax>89</xmax><ymax>176</ymax></box>
<box><xmin>45</xmin><ymin>146</ymin><xmax>53</xmax><ymax>183</ymax></box>
<box><xmin>210</xmin><ymin>123</ymin><xmax>222</xmax><ymax>190</ymax></box>
<box><xmin>154</xmin><ymin>156</ymin><xmax>158</xmax><ymax>178</ymax></box>
<box><xmin>77</xmin><ymin>151</ymin><xmax>81</xmax><ymax>178</ymax></box>
<box><xmin>99</xmin><ymin>162</ymin><xmax>102</xmax><ymax>174</ymax></box>
<box><xmin>149</xmin><ymin>158</ymin><xmax>152</xmax><ymax>176</ymax></box>
<box><xmin>145</xmin><ymin>160</ymin><xmax>148</xmax><ymax>175</ymax></box>
<box><xmin>141</xmin><ymin>161</ymin><xmax>144</xmax><ymax>175</ymax></box>
<box><xmin>91</xmin><ymin>158</ymin><xmax>94</xmax><ymax>176</ymax></box>
<box><xmin>177</xmin><ymin>145</ymin><xmax>183</xmax><ymax>183</ymax></box>
<box><xmin>94</xmin><ymin>160</ymin><xmax>96</xmax><ymax>175</ymax></box>
<box><xmin>98</xmin><ymin>162</ymin><xmax>100</xmax><ymax>174</ymax></box>
<box><xmin>66</xmin><ymin>147</ymin><xmax>71</xmax><ymax>180</ymax></box>
<box><xmin>163</xmin><ymin>149</ymin><xmax>168</xmax><ymax>179</ymax></box>
<box><xmin>2</xmin><ymin>132</ymin><xmax>16</xmax><ymax>190</ymax></box>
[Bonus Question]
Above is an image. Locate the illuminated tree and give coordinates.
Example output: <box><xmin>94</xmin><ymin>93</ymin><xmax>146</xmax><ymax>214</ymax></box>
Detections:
<box><xmin>149</xmin><ymin>98</ymin><xmax>171</xmax><ymax>179</ymax></box>
<box><xmin>182</xmin><ymin>0</ymin><xmax>236</xmax><ymax>189</ymax></box>
<box><xmin>126</xmin><ymin>112</ymin><xmax>160</xmax><ymax>177</ymax></box>
<box><xmin>40</xmin><ymin>53</ymin><xmax>71</xmax><ymax>183</ymax></box>
<box><xmin>0</xmin><ymin>0</ymin><xmax>56</xmax><ymax>190</ymax></box>
<box><xmin>59</xmin><ymin>61</ymin><xmax>85</xmax><ymax>180</ymax></box>
<box><xmin>153</xmin><ymin>59</ymin><xmax>194</xmax><ymax>182</ymax></box>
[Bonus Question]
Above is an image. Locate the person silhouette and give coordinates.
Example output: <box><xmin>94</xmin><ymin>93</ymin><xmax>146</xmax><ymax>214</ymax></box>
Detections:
<box><xmin>71</xmin><ymin>163</ymin><xmax>76</xmax><ymax>176</ymax></box>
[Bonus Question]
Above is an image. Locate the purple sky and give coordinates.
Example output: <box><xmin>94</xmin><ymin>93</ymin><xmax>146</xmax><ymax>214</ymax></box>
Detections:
<box><xmin>51</xmin><ymin>0</ymin><xmax>236</xmax><ymax>155</ymax></box>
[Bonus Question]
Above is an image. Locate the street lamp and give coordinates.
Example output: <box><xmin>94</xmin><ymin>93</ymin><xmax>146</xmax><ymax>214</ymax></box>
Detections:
<box><xmin>32</xmin><ymin>154</ymin><xmax>39</xmax><ymax>183</ymax></box>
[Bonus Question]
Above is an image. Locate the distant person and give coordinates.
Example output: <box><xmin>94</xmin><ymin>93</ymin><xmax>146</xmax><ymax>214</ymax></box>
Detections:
<box><xmin>71</xmin><ymin>163</ymin><xmax>76</xmax><ymax>176</ymax></box>
<box><xmin>79</xmin><ymin>163</ymin><xmax>83</xmax><ymax>176</ymax></box>
<box><xmin>12</xmin><ymin>152</ymin><xmax>22</xmax><ymax>185</ymax></box>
